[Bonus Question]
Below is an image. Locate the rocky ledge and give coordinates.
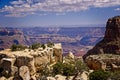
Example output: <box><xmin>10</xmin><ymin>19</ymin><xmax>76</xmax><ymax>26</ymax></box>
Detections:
<box><xmin>86</xmin><ymin>54</ymin><xmax>120</xmax><ymax>71</ymax></box>
<box><xmin>0</xmin><ymin>43</ymin><xmax>62</xmax><ymax>80</ymax></box>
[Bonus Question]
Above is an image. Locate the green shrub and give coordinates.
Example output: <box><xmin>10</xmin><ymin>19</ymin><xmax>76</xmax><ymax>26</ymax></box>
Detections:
<box><xmin>53</xmin><ymin>62</ymin><xmax>75</xmax><ymax>76</ymax></box>
<box><xmin>53</xmin><ymin>60</ymin><xmax>90</xmax><ymax>76</ymax></box>
<box><xmin>63</xmin><ymin>63</ymin><xmax>75</xmax><ymax>76</ymax></box>
<box><xmin>75</xmin><ymin>60</ymin><xmax>89</xmax><ymax>73</ymax></box>
<box><xmin>11</xmin><ymin>44</ymin><xmax>27</xmax><ymax>51</ymax></box>
<box><xmin>30</xmin><ymin>43</ymin><xmax>41</xmax><ymax>50</ymax></box>
<box><xmin>89</xmin><ymin>70</ymin><xmax>111</xmax><ymax>80</ymax></box>
<box><xmin>53</xmin><ymin>62</ymin><xmax>63</xmax><ymax>75</ymax></box>
<box><xmin>38</xmin><ymin>64</ymin><xmax>50</xmax><ymax>76</ymax></box>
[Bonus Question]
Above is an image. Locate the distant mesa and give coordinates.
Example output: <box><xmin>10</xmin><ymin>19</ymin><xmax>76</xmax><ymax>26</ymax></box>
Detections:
<box><xmin>0</xmin><ymin>28</ymin><xmax>23</xmax><ymax>36</ymax></box>
<box><xmin>0</xmin><ymin>28</ymin><xmax>27</xmax><ymax>50</ymax></box>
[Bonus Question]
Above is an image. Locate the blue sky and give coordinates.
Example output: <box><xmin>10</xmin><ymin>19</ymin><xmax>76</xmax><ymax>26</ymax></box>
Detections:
<box><xmin>0</xmin><ymin>0</ymin><xmax>120</xmax><ymax>27</ymax></box>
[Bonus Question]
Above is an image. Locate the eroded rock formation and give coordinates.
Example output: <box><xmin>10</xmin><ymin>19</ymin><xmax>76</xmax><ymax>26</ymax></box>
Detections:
<box><xmin>83</xmin><ymin>16</ymin><xmax>120</xmax><ymax>70</ymax></box>
<box><xmin>0</xmin><ymin>43</ymin><xmax>63</xmax><ymax>80</ymax></box>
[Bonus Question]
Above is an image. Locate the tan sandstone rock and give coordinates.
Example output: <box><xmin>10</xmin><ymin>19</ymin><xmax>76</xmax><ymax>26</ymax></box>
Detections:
<box><xmin>19</xmin><ymin>66</ymin><xmax>30</xmax><ymax>80</ymax></box>
<box><xmin>0</xmin><ymin>43</ymin><xmax>63</xmax><ymax>79</ymax></box>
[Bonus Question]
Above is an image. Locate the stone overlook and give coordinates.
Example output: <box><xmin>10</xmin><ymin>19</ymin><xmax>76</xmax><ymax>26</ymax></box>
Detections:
<box><xmin>83</xmin><ymin>16</ymin><xmax>120</xmax><ymax>70</ymax></box>
<box><xmin>0</xmin><ymin>43</ymin><xmax>62</xmax><ymax>80</ymax></box>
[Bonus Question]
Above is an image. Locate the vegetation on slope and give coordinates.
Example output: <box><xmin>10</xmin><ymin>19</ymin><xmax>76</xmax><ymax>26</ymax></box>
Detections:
<box><xmin>11</xmin><ymin>44</ymin><xmax>27</xmax><ymax>51</ymax></box>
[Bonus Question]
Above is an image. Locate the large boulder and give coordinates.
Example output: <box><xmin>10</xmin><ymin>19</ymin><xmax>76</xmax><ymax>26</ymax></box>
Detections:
<box><xmin>19</xmin><ymin>66</ymin><xmax>30</xmax><ymax>80</ymax></box>
<box><xmin>53</xmin><ymin>43</ymin><xmax>63</xmax><ymax>62</ymax></box>
<box><xmin>67</xmin><ymin>51</ymin><xmax>75</xmax><ymax>59</ymax></box>
<box><xmin>0</xmin><ymin>58</ymin><xmax>16</xmax><ymax>77</ymax></box>
<box><xmin>34</xmin><ymin>56</ymin><xmax>49</xmax><ymax>72</ymax></box>
<box><xmin>14</xmin><ymin>55</ymin><xmax>36</xmax><ymax>75</ymax></box>
<box><xmin>0</xmin><ymin>77</ymin><xmax>6</xmax><ymax>80</ymax></box>
<box><xmin>80</xmin><ymin>71</ymin><xmax>89</xmax><ymax>80</ymax></box>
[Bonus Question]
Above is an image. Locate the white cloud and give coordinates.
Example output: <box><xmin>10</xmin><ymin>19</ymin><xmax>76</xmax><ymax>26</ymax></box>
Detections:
<box><xmin>56</xmin><ymin>13</ymin><xmax>66</xmax><ymax>15</ymax></box>
<box><xmin>115</xmin><ymin>8</ymin><xmax>120</xmax><ymax>11</ymax></box>
<box><xmin>10</xmin><ymin>0</ymin><xmax>25</xmax><ymax>5</ymax></box>
<box><xmin>0</xmin><ymin>0</ymin><xmax>120</xmax><ymax>17</ymax></box>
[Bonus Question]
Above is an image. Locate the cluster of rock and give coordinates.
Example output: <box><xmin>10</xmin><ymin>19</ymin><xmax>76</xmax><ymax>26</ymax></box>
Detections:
<box><xmin>0</xmin><ymin>43</ymin><xmax>62</xmax><ymax>80</ymax></box>
<box><xmin>83</xmin><ymin>16</ymin><xmax>120</xmax><ymax>70</ymax></box>
<box><xmin>85</xmin><ymin>54</ymin><xmax>120</xmax><ymax>71</ymax></box>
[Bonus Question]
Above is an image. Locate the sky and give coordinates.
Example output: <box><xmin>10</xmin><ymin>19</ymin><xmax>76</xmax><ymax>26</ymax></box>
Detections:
<box><xmin>0</xmin><ymin>0</ymin><xmax>120</xmax><ymax>27</ymax></box>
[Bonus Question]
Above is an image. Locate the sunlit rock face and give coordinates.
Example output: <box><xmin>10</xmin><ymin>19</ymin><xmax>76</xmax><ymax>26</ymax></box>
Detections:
<box><xmin>85</xmin><ymin>54</ymin><xmax>120</xmax><ymax>70</ymax></box>
<box><xmin>0</xmin><ymin>43</ymin><xmax>63</xmax><ymax>79</ymax></box>
<box><xmin>83</xmin><ymin>16</ymin><xmax>120</xmax><ymax>70</ymax></box>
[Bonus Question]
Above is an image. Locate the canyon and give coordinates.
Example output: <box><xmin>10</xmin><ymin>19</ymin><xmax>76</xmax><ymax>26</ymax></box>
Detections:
<box><xmin>0</xmin><ymin>27</ymin><xmax>105</xmax><ymax>56</ymax></box>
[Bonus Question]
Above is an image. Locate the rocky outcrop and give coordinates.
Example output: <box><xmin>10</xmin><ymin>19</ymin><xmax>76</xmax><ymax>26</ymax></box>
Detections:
<box><xmin>14</xmin><ymin>55</ymin><xmax>36</xmax><ymax>75</ymax></box>
<box><xmin>19</xmin><ymin>66</ymin><xmax>30</xmax><ymax>80</ymax></box>
<box><xmin>0</xmin><ymin>58</ymin><xmax>16</xmax><ymax>77</ymax></box>
<box><xmin>67</xmin><ymin>52</ymin><xmax>75</xmax><ymax>59</ymax></box>
<box><xmin>85</xmin><ymin>54</ymin><xmax>120</xmax><ymax>71</ymax></box>
<box><xmin>105</xmin><ymin>16</ymin><xmax>120</xmax><ymax>41</ymax></box>
<box><xmin>0</xmin><ymin>43</ymin><xmax>63</xmax><ymax>79</ymax></box>
<box><xmin>83</xmin><ymin>16</ymin><xmax>120</xmax><ymax>70</ymax></box>
<box><xmin>63</xmin><ymin>52</ymin><xmax>75</xmax><ymax>64</ymax></box>
<box><xmin>83</xmin><ymin>16</ymin><xmax>120</xmax><ymax>59</ymax></box>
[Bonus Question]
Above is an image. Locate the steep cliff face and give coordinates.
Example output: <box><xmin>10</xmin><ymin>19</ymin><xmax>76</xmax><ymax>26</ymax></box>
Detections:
<box><xmin>83</xmin><ymin>16</ymin><xmax>120</xmax><ymax>70</ymax></box>
<box><xmin>83</xmin><ymin>16</ymin><xmax>120</xmax><ymax>59</ymax></box>
<box><xmin>105</xmin><ymin>16</ymin><xmax>120</xmax><ymax>41</ymax></box>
